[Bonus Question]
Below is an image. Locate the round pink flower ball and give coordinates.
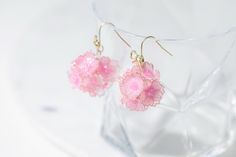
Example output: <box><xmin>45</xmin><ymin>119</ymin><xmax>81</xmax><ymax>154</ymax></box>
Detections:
<box><xmin>69</xmin><ymin>51</ymin><xmax>118</xmax><ymax>96</ymax></box>
<box><xmin>120</xmin><ymin>62</ymin><xmax>164</xmax><ymax>111</ymax></box>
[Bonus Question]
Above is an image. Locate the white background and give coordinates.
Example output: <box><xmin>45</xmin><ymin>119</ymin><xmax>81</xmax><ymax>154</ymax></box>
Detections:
<box><xmin>0</xmin><ymin>0</ymin><xmax>116</xmax><ymax>157</ymax></box>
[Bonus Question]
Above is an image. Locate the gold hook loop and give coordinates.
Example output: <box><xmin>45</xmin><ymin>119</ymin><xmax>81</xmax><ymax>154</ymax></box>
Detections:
<box><xmin>130</xmin><ymin>50</ymin><xmax>138</xmax><ymax>61</ymax></box>
<box><xmin>141</xmin><ymin>36</ymin><xmax>173</xmax><ymax>57</ymax></box>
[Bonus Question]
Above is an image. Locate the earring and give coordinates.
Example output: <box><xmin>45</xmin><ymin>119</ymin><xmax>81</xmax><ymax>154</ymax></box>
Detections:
<box><xmin>68</xmin><ymin>23</ymin><xmax>118</xmax><ymax>96</ymax></box>
<box><xmin>119</xmin><ymin>36</ymin><xmax>173</xmax><ymax>111</ymax></box>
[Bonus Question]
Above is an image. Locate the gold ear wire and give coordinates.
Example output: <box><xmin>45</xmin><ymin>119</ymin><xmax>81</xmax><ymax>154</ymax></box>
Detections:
<box><xmin>94</xmin><ymin>22</ymin><xmax>133</xmax><ymax>55</ymax></box>
<box><xmin>94</xmin><ymin>23</ymin><xmax>172</xmax><ymax>65</ymax></box>
<box><xmin>94</xmin><ymin>22</ymin><xmax>114</xmax><ymax>55</ymax></box>
<box><xmin>97</xmin><ymin>22</ymin><xmax>115</xmax><ymax>43</ymax></box>
<box><xmin>141</xmin><ymin>36</ymin><xmax>173</xmax><ymax>57</ymax></box>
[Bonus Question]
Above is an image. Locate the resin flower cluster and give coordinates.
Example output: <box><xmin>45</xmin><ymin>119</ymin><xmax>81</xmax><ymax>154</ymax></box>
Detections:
<box><xmin>69</xmin><ymin>51</ymin><xmax>118</xmax><ymax>96</ymax></box>
<box><xmin>120</xmin><ymin>62</ymin><xmax>164</xmax><ymax>111</ymax></box>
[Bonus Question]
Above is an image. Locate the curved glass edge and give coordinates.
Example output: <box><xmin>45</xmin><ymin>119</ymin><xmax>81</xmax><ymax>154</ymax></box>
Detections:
<box><xmin>91</xmin><ymin>1</ymin><xmax>236</xmax><ymax>42</ymax></box>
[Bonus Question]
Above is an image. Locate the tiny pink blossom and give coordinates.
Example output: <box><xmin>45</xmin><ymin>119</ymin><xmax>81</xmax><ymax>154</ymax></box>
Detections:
<box><xmin>69</xmin><ymin>51</ymin><xmax>118</xmax><ymax>96</ymax></box>
<box><xmin>120</xmin><ymin>62</ymin><xmax>164</xmax><ymax>111</ymax></box>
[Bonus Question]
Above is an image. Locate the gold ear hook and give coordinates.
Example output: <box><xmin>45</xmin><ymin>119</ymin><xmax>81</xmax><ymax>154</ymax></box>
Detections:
<box><xmin>94</xmin><ymin>22</ymin><xmax>114</xmax><ymax>55</ymax></box>
<box><xmin>94</xmin><ymin>22</ymin><xmax>133</xmax><ymax>55</ymax></box>
<box><xmin>97</xmin><ymin>22</ymin><xmax>115</xmax><ymax>43</ymax></box>
<box><xmin>141</xmin><ymin>36</ymin><xmax>173</xmax><ymax>57</ymax></box>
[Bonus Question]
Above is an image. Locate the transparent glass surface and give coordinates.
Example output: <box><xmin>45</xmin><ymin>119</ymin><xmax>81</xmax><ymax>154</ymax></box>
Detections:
<box><xmin>93</xmin><ymin>0</ymin><xmax>236</xmax><ymax>156</ymax></box>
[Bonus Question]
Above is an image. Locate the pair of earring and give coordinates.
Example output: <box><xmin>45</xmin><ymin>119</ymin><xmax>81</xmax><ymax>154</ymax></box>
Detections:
<box><xmin>68</xmin><ymin>23</ymin><xmax>172</xmax><ymax>111</ymax></box>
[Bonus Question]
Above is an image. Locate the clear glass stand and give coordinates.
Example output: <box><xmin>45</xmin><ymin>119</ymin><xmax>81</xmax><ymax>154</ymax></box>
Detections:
<box><xmin>93</xmin><ymin>0</ymin><xmax>236</xmax><ymax>156</ymax></box>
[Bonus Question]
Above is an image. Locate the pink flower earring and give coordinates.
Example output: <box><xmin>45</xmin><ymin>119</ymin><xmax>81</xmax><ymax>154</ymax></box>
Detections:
<box><xmin>68</xmin><ymin>23</ymin><xmax>118</xmax><ymax>96</ymax></box>
<box><xmin>119</xmin><ymin>36</ymin><xmax>173</xmax><ymax>111</ymax></box>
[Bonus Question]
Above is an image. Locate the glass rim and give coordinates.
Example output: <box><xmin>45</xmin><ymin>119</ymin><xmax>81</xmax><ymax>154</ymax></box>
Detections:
<box><xmin>91</xmin><ymin>1</ymin><xmax>236</xmax><ymax>42</ymax></box>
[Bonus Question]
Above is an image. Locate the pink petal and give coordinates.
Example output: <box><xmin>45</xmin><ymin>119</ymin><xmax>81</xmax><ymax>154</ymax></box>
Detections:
<box><xmin>127</xmin><ymin>76</ymin><xmax>144</xmax><ymax>99</ymax></box>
